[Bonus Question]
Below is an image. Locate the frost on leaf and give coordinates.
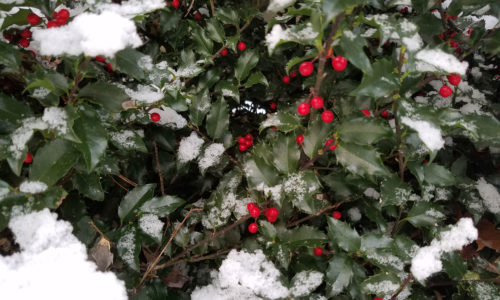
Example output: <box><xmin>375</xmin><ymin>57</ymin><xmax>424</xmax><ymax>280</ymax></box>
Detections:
<box><xmin>138</xmin><ymin>213</ymin><xmax>163</xmax><ymax>243</ymax></box>
<box><xmin>198</xmin><ymin>143</ymin><xmax>225</xmax><ymax>172</ymax></box>
<box><xmin>148</xmin><ymin>105</ymin><xmax>187</xmax><ymax>129</ymax></box>
<box><xmin>289</xmin><ymin>270</ymin><xmax>324</xmax><ymax>297</ymax></box>
<box><xmin>117</xmin><ymin>227</ymin><xmax>139</xmax><ymax>272</ymax></box>
<box><xmin>476</xmin><ymin>177</ymin><xmax>500</xmax><ymax>214</ymax></box>
<box><xmin>415</xmin><ymin>49</ymin><xmax>469</xmax><ymax>76</ymax></box>
<box><xmin>265</xmin><ymin>23</ymin><xmax>318</xmax><ymax>53</ymax></box>
<box><xmin>178</xmin><ymin>132</ymin><xmax>204</xmax><ymax>163</ymax></box>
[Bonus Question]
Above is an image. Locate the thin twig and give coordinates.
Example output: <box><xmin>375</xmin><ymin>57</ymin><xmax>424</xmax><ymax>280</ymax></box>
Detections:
<box><xmin>153</xmin><ymin>141</ymin><xmax>165</xmax><ymax>195</ymax></box>
<box><xmin>209</xmin><ymin>0</ymin><xmax>215</xmax><ymax>16</ymax></box>
<box><xmin>184</xmin><ymin>0</ymin><xmax>195</xmax><ymax>17</ymax></box>
<box><xmin>88</xmin><ymin>220</ymin><xmax>112</xmax><ymax>244</ymax></box>
<box><xmin>154</xmin><ymin>247</ymin><xmax>237</xmax><ymax>269</ymax></box>
<box><xmin>287</xmin><ymin>203</ymin><xmax>343</xmax><ymax>228</ymax></box>
<box><xmin>390</xmin><ymin>274</ymin><xmax>413</xmax><ymax>300</ymax></box>
<box><xmin>109</xmin><ymin>175</ymin><xmax>129</xmax><ymax>192</ymax></box>
<box><xmin>137</xmin><ymin>208</ymin><xmax>202</xmax><ymax>289</ymax></box>
<box><xmin>118</xmin><ymin>174</ymin><xmax>138</xmax><ymax>187</ymax></box>
<box><xmin>67</xmin><ymin>57</ymin><xmax>90</xmax><ymax>104</ymax></box>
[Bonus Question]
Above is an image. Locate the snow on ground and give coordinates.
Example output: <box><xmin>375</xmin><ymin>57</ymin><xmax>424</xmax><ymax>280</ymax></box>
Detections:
<box><xmin>33</xmin><ymin>11</ymin><xmax>142</xmax><ymax>57</ymax></box>
<box><xmin>411</xmin><ymin>218</ymin><xmax>478</xmax><ymax>281</ymax></box>
<box><xmin>0</xmin><ymin>209</ymin><xmax>127</xmax><ymax>300</ymax></box>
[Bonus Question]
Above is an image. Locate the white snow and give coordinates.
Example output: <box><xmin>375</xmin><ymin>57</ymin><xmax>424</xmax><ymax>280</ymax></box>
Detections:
<box><xmin>31</xmin><ymin>88</ymin><xmax>51</xmax><ymax>99</ymax></box>
<box><xmin>42</xmin><ymin>107</ymin><xmax>68</xmax><ymax>135</ymax></box>
<box><xmin>191</xmin><ymin>249</ymin><xmax>289</xmax><ymax>299</ymax></box>
<box><xmin>33</xmin><ymin>11</ymin><xmax>142</xmax><ymax>57</ymax></box>
<box><xmin>347</xmin><ymin>207</ymin><xmax>362</xmax><ymax>222</ymax></box>
<box><xmin>411</xmin><ymin>218</ymin><xmax>478</xmax><ymax>281</ymax></box>
<box><xmin>178</xmin><ymin>132</ymin><xmax>204</xmax><ymax>163</ymax></box>
<box><xmin>110</xmin><ymin>130</ymin><xmax>140</xmax><ymax>150</ymax></box>
<box><xmin>96</xmin><ymin>0</ymin><xmax>164</xmax><ymax>18</ymax></box>
<box><xmin>463</xmin><ymin>15</ymin><xmax>499</xmax><ymax>30</ymax></box>
<box><xmin>124</xmin><ymin>84</ymin><xmax>164</xmax><ymax>104</ymax></box>
<box><xmin>364</xmin><ymin>188</ymin><xmax>380</xmax><ymax>199</ymax></box>
<box><xmin>0</xmin><ymin>209</ymin><xmax>127</xmax><ymax>300</ymax></box>
<box><xmin>401</xmin><ymin>117</ymin><xmax>444</xmax><ymax>152</ymax></box>
<box><xmin>8</xmin><ymin>117</ymin><xmax>48</xmax><ymax>160</ymax></box>
<box><xmin>117</xmin><ymin>228</ymin><xmax>137</xmax><ymax>271</ymax></box>
<box><xmin>476</xmin><ymin>178</ymin><xmax>500</xmax><ymax>214</ymax></box>
<box><xmin>198</xmin><ymin>143</ymin><xmax>225</xmax><ymax>172</ymax></box>
<box><xmin>265</xmin><ymin>23</ymin><xmax>317</xmax><ymax>53</ymax></box>
<box><xmin>267</xmin><ymin>0</ymin><xmax>296</xmax><ymax>12</ymax></box>
<box><xmin>289</xmin><ymin>271</ymin><xmax>323</xmax><ymax>297</ymax></box>
<box><xmin>148</xmin><ymin>106</ymin><xmax>187</xmax><ymax>129</ymax></box>
<box><xmin>138</xmin><ymin>213</ymin><xmax>164</xmax><ymax>242</ymax></box>
<box><xmin>415</xmin><ymin>49</ymin><xmax>469</xmax><ymax>76</ymax></box>
<box><xmin>442</xmin><ymin>0</ymin><xmax>453</xmax><ymax>9</ymax></box>
<box><xmin>19</xmin><ymin>181</ymin><xmax>47</xmax><ymax>194</ymax></box>
<box><xmin>402</xmin><ymin>34</ymin><xmax>423</xmax><ymax>52</ymax></box>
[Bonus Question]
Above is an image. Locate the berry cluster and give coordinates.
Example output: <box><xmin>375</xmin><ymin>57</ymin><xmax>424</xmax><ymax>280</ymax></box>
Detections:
<box><xmin>219</xmin><ymin>41</ymin><xmax>246</xmax><ymax>57</ymax></box>
<box><xmin>324</xmin><ymin>138</ymin><xmax>337</xmax><ymax>151</ymax></box>
<box><xmin>297</xmin><ymin>96</ymin><xmax>335</xmax><ymax>124</ymax></box>
<box><xmin>439</xmin><ymin>74</ymin><xmax>461</xmax><ymax>98</ymax></box>
<box><xmin>94</xmin><ymin>56</ymin><xmax>113</xmax><ymax>72</ymax></box>
<box><xmin>237</xmin><ymin>134</ymin><xmax>253</xmax><ymax>152</ymax></box>
<box><xmin>282</xmin><ymin>71</ymin><xmax>297</xmax><ymax>84</ymax></box>
<box><xmin>47</xmin><ymin>9</ymin><xmax>70</xmax><ymax>28</ymax></box>
<box><xmin>247</xmin><ymin>203</ymin><xmax>279</xmax><ymax>233</ymax></box>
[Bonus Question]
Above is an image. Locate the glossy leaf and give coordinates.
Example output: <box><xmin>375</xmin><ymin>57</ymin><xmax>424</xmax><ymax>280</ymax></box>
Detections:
<box><xmin>235</xmin><ymin>49</ymin><xmax>259</xmax><ymax>83</ymax></box>
<box><xmin>140</xmin><ymin>195</ymin><xmax>186</xmax><ymax>217</ymax></box>
<box><xmin>335</xmin><ymin>143</ymin><xmax>391</xmax><ymax>178</ymax></box>
<box><xmin>78</xmin><ymin>81</ymin><xmax>128</xmax><ymax>112</ymax></box>
<box><xmin>406</xmin><ymin>202</ymin><xmax>445</xmax><ymax>228</ymax></box>
<box><xmin>118</xmin><ymin>184</ymin><xmax>156</xmax><ymax>223</ymax></box>
<box><xmin>337</xmin><ymin>117</ymin><xmax>392</xmax><ymax>145</ymax></box>
<box><xmin>327</xmin><ymin>216</ymin><xmax>361</xmax><ymax>253</ymax></box>
<box><xmin>206</xmin><ymin>97</ymin><xmax>229</xmax><ymax>140</ymax></box>
<box><xmin>73</xmin><ymin>109</ymin><xmax>108</xmax><ymax>171</ymax></box>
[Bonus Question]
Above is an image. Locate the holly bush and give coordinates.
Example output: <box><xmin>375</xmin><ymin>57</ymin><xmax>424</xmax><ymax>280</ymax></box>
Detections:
<box><xmin>1</xmin><ymin>0</ymin><xmax>500</xmax><ymax>299</ymax></box>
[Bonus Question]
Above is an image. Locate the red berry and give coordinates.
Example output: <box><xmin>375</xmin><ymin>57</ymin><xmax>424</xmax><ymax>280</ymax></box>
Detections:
<box><xmin>361</xmin><ymin>109</ymin><xmax>371</xmax><ymax>117</ymax></box>
<box><xmin>4</xmin><ymin>33</ymin><xmax>12</xmax><ymax>42</ymax></box>
<box><xmin>296</xmin><ymin>135</ymin><xmax>304</xmax><ymax>145</ymax></box>
<box><xmin>248</xmin><ymin>223</ymin><xmax>258</xmax><ymax>233</ymax></box>
<box><xmin>238</xmin><ymin>41</ymin><xmax>246</xmax><ymax>51</ymax></box>
<box><xmin>171</xmin><ymin>0</ymin><xmax>180</xmax><ymax>8</ymax></box>
<box><xmin>18</xmin><ymin>38</ymin><xmax>30</xmax><ymax>48</ymax></box>
<box><xmin>106</xmin><ymin>63</ymin><xmax>113</xmax><ymax>71</ymax></box>
<box><xmin>47</xmin><ymin>20</ymin><xmax>58</xmax><ymax>28</ymax></box>
<box><xmin>446</xmin><ymin>74</ymin><xmax>461</xmax><ymax>86</ymax></box>
<box><xmin>245</xmin><ymin>139</ymin><xmax>253</xmax><ymax>147</ymax></box>
<box><xmin>332</xmin><ymin>211</ymin><xmax>342</xmax><ymax>219</ymax></box>
<box><xmin>313</xmin><ymin>247</ymin><xmax>323</xmax><ymax>256</ymax></box>
<box><xmin>265</xmin><ymin>207</ymin><xmax>279</xmax><ymax>223</ymax></box>
<box><xmin>299</xmin><ymin>61</ymin><xmax>314</xmax><ymax>76</ymax></box>
<box><xmin>270</xmin><ymin>102</ymin><xmax>277</xmax><ymax>110</ymax></box>
<box><xmin>237</xmin><ymin>137</ymin><xmax>246</xmax><ymax>144</ymax></box>
<box><xmin>439</xmin><ymin>85</ymin><xmax>452</xmax><ymax>98</ymax></box>
<box><xmin>239</xmin><ymin>144</ymin><xmax>247</xmax><ymax>152</ymax></box>
<box><xmin>150</xmin><ymin>112</ymin><xmax>161</xmax><ymax>122</ymax></box>
<box><xmin>20</xmin><ymin>29</ymin><xmax>31</xmax><ymax>39</ymax></box>
<box><xmin>220</xmin><ymin>48</ymin><xmax>228</xmax><ymax>56</ymax></box>
<box><xmin>95</xmin><ymin>56</ymin><xmax>106</xmax><ymax>62</ymax></box>
<box><xmin>290</xmin><ymin>71</ymin><xmax>297</xmax><ymax>78</ymax></box>
<box><xmin>27</xmin><ymin>13</ymin><xmax>41</xmax><ymax>25</ymax></box>
<box><xmin>247</xmin><ymin>203</ymin><xmax>256</xmax><ymax>212</ymax></box>
<box><xmin>373</xmin><ymin>298</ymin><xmax>383</xmax><ymax>300</ymax></box>
<box><xmin>321</xmin><ymin>110</ymin><xmax>334</xmax><ymax>123</ymax></box>
<box><xmin>194</xmin><ymin>12</ymin><xmax>202</xmax><ymax>20</ymax></box>
<box><xmin>245</xmin><ymin>134</ymin><xmax>253</xmax><ymax>141</ymax></box>
<box><xmin>55</xmin><ymin>16</ymin><xmax>67</xmax><ymax>26</ymax></box>
<box><xmin>310</xmin><ymin>96</ymin><xmax>324</xmax><ymax>109</ymax></box>
<box><xmin>57</xmin><ymin>9</ymin><xmax>70</xmax><ymax>20</ymax></box>
<box><xmin>332</xmin><ymin>56</ymin><xmax>347</xmax><ymax>71</ymax></box>
<box><xmin>282</xmin><ymin>75</ymin><xmax>290</xmax><ymax>84</ymax></box>
<box><xmin>325</xmin><ymin>139</ymin><xmax>337</xmax><ymax>151</ymax></box>
<box><xmin>297</xmin><ymin>102</ymin><xmax>310</xmax><ymax>116</ymax></box>
<box><xmin>24</xmin><ymin>152</ymin><xmax>33</xmax><ymax>163</ymax></box>
<box><xmin>381</xmin><ymin>110</ymin><xmax>389</xmax><ymax>118</ymax></box>
<box><xmin>250</xmin><ymin>207</ymin><xmax>260</xmax><ymax>218</ymax></box>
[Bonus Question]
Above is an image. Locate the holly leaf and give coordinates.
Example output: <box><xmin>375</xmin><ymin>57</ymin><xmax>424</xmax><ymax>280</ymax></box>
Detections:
<box><xmin>340</xmin><ymin>30</ymin><xmax>372</xmax><ymax>74</ymax></box>
<box><xmin>406</xmin><ymin>202</ymin><xmax>445</xmax><ymax>228</ymax></box>
<box><xmin>206</xmin><ymin>97</ymin><xmax>229</xmax><ymax>140</ymax></box>
<box><xmin>260</xmin><ymin>111</ymin><xmax>301</xmax><ymax>133</ymax></box>
<box><xmin>325</xmin><ymin>253</ymin><xmax>354</xmax><ymax>296</ymax></box>
<box><xmin>350</xmin><ymin>59</ymin><xmax>399</xmax><ymax>98</ymax></box>
<box><xmin>235</xmin><ymin>49</ymin><xmax>259</xmax><ymax>83</ymax></box>
<box><xmin>73</xmin><ymin>108</ymin><xmax>108</xmax><ymax>171</ymax></box>
<box><xmin>118</xmin><ymin>184</ymin><xmax>156</xmax><ymax>223</ymax></box>
<box><xmin>271</xmin><ymin>134</ymin><xmax>300</xmax><ymax>173</ymax></box>
<box><xmin>302</xmin><ymin>115</ymin><xmax>332</xmax><ymax>159</ymax></box>
<box><xmin>115</xmin><ymin>48</ymin><xmax>147</xmax><ymax>80</ymax></box>
<box><xmin>327</xmin><ymin>216</ymin><xmax>361</xmax><ymax>253</ymax></box>
<box><xmin>244</xmin><ymin>71</ymin><xmax>269</xmax><ymax>88</ymax></box>
<box><xmin>72</xmin><ymin>172</ymin><xmax>104</xmax><ymax>201</ymax></box>
<box><xmin>78</xmin><ymin>81</ymin><xmax>128</xmax><ymax>112</ymax></box>
<box><xmin>278</xmin><ymin>225</ymin><xmax>328</xmax><ymax>248</ymax></box>
<box><xmin>140</xmin><ymin>195</ymin><xmax>186</xmax><ymax>217</ymax></box>
<box><xmin>337</xmin><ymin>117</ymin><xmax>392</xmax><ymax>145</ymax></box>
<box><xmin>335</xmin><ymin>143</ymin><xmax>391</xmax><ymax>178</ymax></box>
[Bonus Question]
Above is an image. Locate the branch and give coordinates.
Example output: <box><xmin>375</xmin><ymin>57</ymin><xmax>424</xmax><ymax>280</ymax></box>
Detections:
<box><xmin>389</xmin><ymin>274</ymin><xmax>413</xmax><ymax>300</ymax></box>
<box><xmin>152</xmin><ymin>141</ymin><xmax>165</xmax><ymax>195</ymax></box>
<box><xmin>66</xmin><ymin>57</ymin><xmax>90</xmax><ymax>104</ymax></box>
<box><xmin>209</xmin><ymin>0</ymin><xmax>215</xmax><ymax>16</ymax></box>
<box><xmin>286</xmin><ymin>203</ymin><xmax>343</xmax><ymax>228</ymax></box>
<box><xmin>137</xmin><ymin>208</ymin><xmax>202</xmax><ymax>289</ymax></box>
<box><xmin>108</xmin><ymin>175</ymin><xmax>129</xmax><ymax>192</ymax></box>
<box><xmin>118</xmin><ymin>174</ymin><xmax>138</xmax><ymax>187</ymax></box>
<box><xmin>88</xmin><ymin>220</ymin><xmax>112</xmax><ymax>244</ymax></box>
<box><xmin>313</xmin><ymin>13</ymin><xmax>345</xmax><ymax>96</ymax></box>
<box><xmin>154</xmin><ymin>247</ymin><xmax>237</xmax><ymax>269</ymax></box>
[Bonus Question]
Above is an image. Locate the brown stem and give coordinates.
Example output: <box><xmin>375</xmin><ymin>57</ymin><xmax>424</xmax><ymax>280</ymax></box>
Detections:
<box><xmin>389</xmin><ymin>274</ymin><xmax>413</xmax><ymax>300</ymax></box>
<box><xmin>109</xmin><ymin>175</ymin><xmax>129</xmax><ymax>191</ymax></box>
<box><xmin>154</xmin><ymin>247</ymin><xmax>238</xmax><ymax>269</ymax></box>
<box><xmin>118</xmin><ymin>174</ymin><xmax>138</xmax><ymax>187</ymax></box>
<box><xmin>313</xmin><ymin>13</ymin><xmax>345</xmax><ymax>96</ymax></box>
<box><xmin>152</xmin><ymin>141</ymin><xmax>165</xmax><ymax>195</ymax></box>
<box><xmin>88</xmin><ymin>220</ymin><xmax>112</xmax><ymax>244</ymax></box>
<box><xmin>184</xmin><ymin>0</ymin><xmax>195</xmax><ymax>17</ymax></box>
<box><xmin>209</xmin><ymin>0</ymin><xmax>215</xmax><ymax>16</ymax></box>
<box><xmin>287</xmin><ymin>203</ymin><xmax>343</xmax><ymax>228</ymax></box>
<box><xmin>416</xmin><ymin>75</ymin><xmax>440</xmax><ymax>90</ymax></box>
<box><xmin>137</xmin><ymin>208</ymin><xmax>202</xmax><ymax>289</ymax></box>
<box><xmin>67</xmin><ymin>58</ymin><xmax>90</xmax><ymax>104</ymax></box>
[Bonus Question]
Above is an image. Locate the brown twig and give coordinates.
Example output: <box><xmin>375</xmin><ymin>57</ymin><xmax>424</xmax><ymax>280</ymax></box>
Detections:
<box><xmin>184</xmin><ymin>0</ymin><xmax>195</xmax><ymax>17</ymax></box>
<box><xmin>313</xmin><ymin>13</ymin><xmax>345</xmax><ymax>96</ymax></box>
<box><xmin>137</xmin><ymin>208</ymin><xmax>202</xmax><ymax>289</ymax></box>
<box><xmin>67</xmin><ymin>57</ymin><xmax>90</xmax><ymax>104</ymax></box>
<box><xmin>416</xmin><ymin>75</ymin><xmax>440</xmax><ymax>90</ymax></box>
<box><xmin>88</xmin><ymin>220</ymin><xmax>112</xmax><ymax>244</ymax></box>
<box><xmin>154</xmin><ymin>247</ymin><xmax>237</xmax><ymax>269</ymax></box>
<box><xmin>152</xmin><ymin>141</ymin><xmax>165</xmax><ymax>195</ymax></box>
<box><xmin>118</xmin><ymin>174</ymin><xmax>138</xmax><ymax>187</ymax></box>
<box><xmin>109</xmin><ymin>175</ymin><xmax>129</xmax><ymax>192</ymax></box>
<box><xmin>286</xmin><ymin>203</ymin><xmax>343</xmax><ymax>228</ymax></box>
<box><xmin>390</xmin><ymin>274</ymin><xmax>413</xmax><ymax>300</ymax></box>
<box><xmin>209</xmin><ymin>0</ymin><xmax>215</xmax><ymax>16</ymax></box>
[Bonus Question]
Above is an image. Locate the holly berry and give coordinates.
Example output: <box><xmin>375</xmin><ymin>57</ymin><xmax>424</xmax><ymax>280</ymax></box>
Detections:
<box><xmin>245</xmin><ymin>133</ymin><xmax>253</xmax><ymax>141</ymax></box>
<box><xmin>221</xmin><ymin>48</ymin><xmax>228</xmax><ymax>56</ymax></box>
<box><xmin>194</xmin><ymin>12</ymin><xmax>202</xmax><ymax>20</ymax></box>
<box><xmin>248</xmin><ymin>223</ymin><xmax>258</xmax><ymax>233</ymax></box>
<box><xmin>439</xmin><ymin>85</ymin><xmax>453</xmax><ymax>98</ymax></box>
<box><xmin>331</xmin><ymin>56</ymin><xmax>347</xmax><ymax>71</ymax></box>
<box><xmin>18</xmin><ymin>38</ymin><xmax>30</xmax><ymax>48</ymax></box>
<box><xmin>4</xmin><ymin>33</ymin><xmax>12</xmax><ymax>42</ymax></box>
<box><xmin>245</xmin><ymin>139</ymin><xmax>253</xmax><ymax>147</ymax></box>
<box><xmin>250</xmin><ymin>207</ymin><xmax>260</xmax><ymax>218</ymax></box>
<box><xmin>321</xmin><ymin>110</ymin><xmax>334</xmax><ymax>123</ymax></box>
<box><xmin>238</xmin><ymin>137</ymin><xmax>246</xmax><ymax>144</ymax></box>
<box><xmin>290</xmin><ymin>71</ymin><xmax>297</xmax><ymax>78</ymax></box>
<box><xmin>361</xmin><ymin>109</ymin><xmax>371</xmax><ymax>117</ymax></box>
<box><xmin>24</xmin><ymin>152</ymin><xmax>33</xmax><ymax>163</ymax></box>
<box><xmin>310</xmin><ymin>96</ymin><xmax>324</xmax><ymax>109</ymax></box>
<box><xmin>325</xmin><ymin>139</ymin><xmax>337</xmax><ymax>151</ymax></box>
<box><xmin>282</xmin><ymin>75</ymin><xmax>290</xmax><ymax>84</ymax></box>
<box><xmin>332</xmin><ymin>211</ymin><xmax>342</xmax><ymax>219</ymax></box>
<box><xmin>150</xmin><ymin>112</ymin><xmax>161</xmax><ymax>122</ymax></box>
<box><xmin>299</xmin><ymin>61</ymin><xmax>314</xmax><ymax>76</ymax></box>
<box><xmin>270</xmin><ymin>102</ymin><xmax>277</xmax><ymax>110</ymax></box>
<box><xmin>296</xmin><ymin>135</ymin><xmax>304</xmax><ymax>146</ymax></box>
<box><xmin>47</xmin><ymin>20</ymin><xmax>58</xmax><ymax>28</ymax></box>
<box><xmin>239</xmin><ymin>144</ymin><xmax>247</xmax><ymax>152</ymax></box>
<box><xmin>265</xmin><ymin>207</ymin><xmax>279</xmax><ymax>223</ymax></box>
<box><xmin>27</xmin><ymin>13</ymin><xmax>41</xmax><ymax>25</ymax></box>
<box><xmin>313</xmin><ymin>247</ymin><xmax>323</xmax><ymax>256</ymax></box>
<box><xmin>57</xmin><ymin>9</ymin><xmax>70</xmax><ymax>20</ymax></box>
<box><xmin>237</xmin><ymin>41</ymin><xmax>246</xmax><ymax>51</ymax></box>
<box><xmin>20</xmin><ymin>29</ymin><xmax>31</xmax><ymax>39</ymax></box>
<box><xmin>381</xmin><ymin>110</ymin><xmax>389</xmax><ymax>118</ymax></box>
<box><xmin>297</xmin><ymin>102</ymin><xmax>310</xmax><ymax>116</ymax></box>
<box><xmin>373</xmin><ymin>298</ymin><xmax>383</xmax><ymax>300</ymax></box>
<box><xmin>327</xmin><ymin>48</ymin><xmax>334</xmax><ymax>57</ymax></box>
<box><xmin>171</xmin><ymin>0</ymin><xmax>180</xmax><ymax>8</ymax></box>
<box><xmin>446</xmin><ymin>74</ymin><xmax>461</xmax><ymax>86</ymax></box>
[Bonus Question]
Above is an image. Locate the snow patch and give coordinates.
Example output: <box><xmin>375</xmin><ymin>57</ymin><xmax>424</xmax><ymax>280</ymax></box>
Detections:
<box><xmin>415</xmin><ymin>49</ymin><xmax>468</xmax><ymax>76</ymax></box>
<box><xmin>178</xmin><ymin>132</ymin><xmax>204</xmax><ymax>163</ymax></box>
<box><xmin>476</xmin><ymin>178</ymin><xmax>500</xmax><ymax>214</ymax></box>
<box><xmin>198</xmin><ymin>143</ymin><xmax>225</xmax><ymax>172</ymax></box>
<box><xmin>19</xmin><ymin>181</ymin><xmax>47</xmax><ymax>194</ymax></box>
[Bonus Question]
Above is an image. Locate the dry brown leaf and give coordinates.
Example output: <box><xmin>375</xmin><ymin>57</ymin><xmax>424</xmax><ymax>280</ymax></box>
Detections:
<box><xmin>476</xmin><ymin>219</ymin><xmax>500</xmax><ymax>252</ymax></box>
<box><xmin>89</xmin><ymin>237</ymin><xmax>114</xmax><ymax>272</ymax></box>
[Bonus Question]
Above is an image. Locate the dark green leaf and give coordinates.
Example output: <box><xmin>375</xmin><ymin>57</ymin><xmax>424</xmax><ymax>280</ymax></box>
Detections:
<box><xmin>350</xmin><ymin>59</ymin><xmax>399</xmax><ymax>98</ymax></box>
<box><xmin>325</xmin><ymin>253</ymin><xmax>354</xmax><ymax>297</ymax></box>
<box><xmin>206</xmin><ymin>97</ymin><xmax>229</xmax><ymax>140</ymax></box>
<box><xmin>72</xmin><ymin>172</ymin><xmax>104</xmax><ymax>201</ymax></box>
<box><xmin>235</xmin><ymin>49</ymin><xmax>259</xmax><ymax>82</ymax></box>
<box><xmin>340</xmin><ymin>31</ymin><xmax>372</xmax><ymax>74</ymax></box>
<box><xmin>258</xmin><ymin>220</ymin><xmax>277</xmax><ymax>241</ymax></box>
<box><xmin>118</xmin><ymin>184</ymin><xmax>156</xmax><ymax>223</ymax></box>
<box><xmin>322</xmin><ymin>0</ymin><xmax>363</xmax><ymax>21</ymax></box>
<box><xmin>406</xmin><ymin>202</ymin><xmax>445</xmax><ymax>228</ymax></box>
<box><xmin>110</xmin><ymin>130</ymin><xmax>147</xmax><ymax>153</ymax></box>
<box><xmin>214</xmin><ymin>7</ymin><xmax>239</xmax><ymax>26</ymax></box>
<box><xmin>115</xmin><ymin>48</ymin><xmax>146</xmax><ymax>80</ymax></box>
<box><xmin>215</xmin><ymin>81</ymin><xmax>240</xmax><ymax>103</ymax></box>
<box><xmin>302</xmin><ymin>115</ymin><xmax>332</xmax><ymax>159</ymax></box>
<box><xmin>1</xmin><ymin>8</ymin><xmax>31</xmax><ymax>30</ymax></box>
<box><xmin>191</xmin><ymin>23</ymin><xmax>213</xmax><ymax>56</ymax></box>
<box><xmin>206</xmin><ymin>18</ymin><xmax>225</xmax><ymax>43</ymax></box>
<box><xmin>244</xmin><ymin>155</ymin><xmax>280</xmax><ymax>188</ymax></box>
<box><xmin>423</xmin><ymin>164</ymin><xmax>456</xmax><ymax>186</ymax></box>
<box><xmin>327</xmin><ymin>216</ymin><xmax>361</xmax><ymax>253</ymax></box>
<box><xmin>79</xmin><ymin>82</ymin><xmax>128</xmax><ymax>112</ymax></box>
<box><xmin>287</xmin><ymin>171</ymin><xmax>324</xmax><ymax>214</ymax></box>
<box><xmin>140</xmin><ymin>195</ymin><xmax>185</xmax><ymax>217</ymax></box>
<box><xmin>336</xmin><ymin>143</ymin><xmax>391</xmax><ymax>178</ymax></box>
<box><xmin>278</xmin><ymin>225</ymin><xmax>328</xmax><ymax>247</ymax></box>
<box><xmin>337</xmin><ymin>117</ymin><xmax>392</xmax><ymax>145</ymax></box>
<box><xmin>259</xmin><ymin>111</ymin><xmax>301</xmax><ymax>133</ymax></box>
<box><xmin>30</xmin><ymin>139</ymin><xmax>80</xmax><ymax>185</ymax></box>
<box><xmin>361</xmin><ymin>273</ymin><xmax>400</xmax><ymax>297</ymax></box>
<box><xmin>271</xmin><ymin>134</ymin><xmax>300</xmax><ymax>173</ymax></box>
<box><xmin>393</xmin><ymin>235</ymin><xmax>418</xmax><ymax>264</ymax></box>
<box><xmin>0</xmin><ymin>92</ymin><xmax>32</xmax><ymax>133</ymax></box>
<box><xmin>0</xmin><ymin>41</ymin><xmax>21</xmax><ymax>69</ymax></box>
<box><xmin>380</xmin><ymin>175</ymin><xmax>414</xmax><ymax>207</ymax></box>
<box><xmin>244</xmin><ymin>71</ymin><xmax>269</xmax><ymax>88</ymax></box>
<box><xmin>189</xmin><ymin>91</ymin><xmax>210</xmax><ymax>126</ymax></box>
<box><xmin>442</xmin><ymin>251</ymin><xmax>467</xmax><ymax>280</ymax></box>
<box><xmin>73</xmin><ymin>109</ymin><xmax>108</xmax><ymax>171</ymax></box>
